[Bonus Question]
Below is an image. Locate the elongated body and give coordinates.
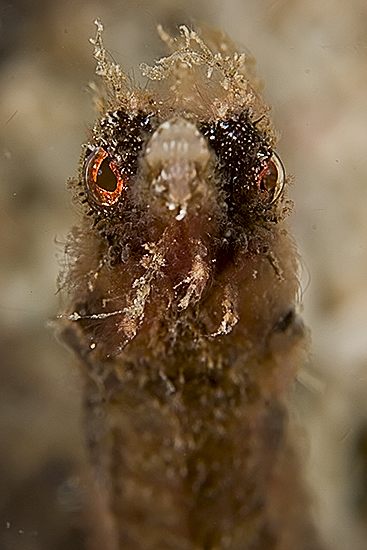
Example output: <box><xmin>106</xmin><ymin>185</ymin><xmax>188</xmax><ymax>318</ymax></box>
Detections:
<box><xmin>59</xmin><ymin>22</ymin><xmax>323</xmax><ymax>550</ymax></box>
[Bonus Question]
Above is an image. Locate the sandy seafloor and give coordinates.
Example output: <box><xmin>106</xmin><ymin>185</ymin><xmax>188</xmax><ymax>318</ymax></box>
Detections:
<box><xmin>1</xmin><ymin>1</ymin><xmax>367</xmax><ymax>548</ymax></box>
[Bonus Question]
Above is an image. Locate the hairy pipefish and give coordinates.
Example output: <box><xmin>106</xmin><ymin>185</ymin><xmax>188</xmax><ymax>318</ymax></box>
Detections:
<box><xmin>58</xmin><ymin>20</ymin><xmax>323</xmax><ymax>550</ymax></box>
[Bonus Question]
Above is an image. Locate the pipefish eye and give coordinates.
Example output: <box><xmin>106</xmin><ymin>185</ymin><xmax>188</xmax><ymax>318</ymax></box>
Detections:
<box><xmin>84</xmin><ymin>147</ymin><xmax>125</xmax><ymax>208</ymax></box>
<box><xmin>257</xmin><ymin>152</ymin><xmax>285</xmax><ymax>205</ymax></box>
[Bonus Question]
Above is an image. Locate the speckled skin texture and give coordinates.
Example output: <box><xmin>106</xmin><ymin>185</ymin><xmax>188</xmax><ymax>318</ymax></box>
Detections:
<box><xmin>57</xmin><ymin>24</ymin><xmax>322</xmax><ymax>550</ymax></box>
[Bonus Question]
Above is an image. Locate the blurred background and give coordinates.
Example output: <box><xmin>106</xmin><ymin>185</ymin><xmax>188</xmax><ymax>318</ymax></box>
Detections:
<box><xmin>1</xmin><ymin>0</ymin><xmax>367</xmax><ymax>548</ymax></box>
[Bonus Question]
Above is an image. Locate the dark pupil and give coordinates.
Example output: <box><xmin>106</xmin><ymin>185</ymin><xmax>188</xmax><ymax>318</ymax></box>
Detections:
<box><xmin>261</xmin><ymin>161</ymin><xmax>278</xmax><ymax>192</ymax></box>
<box><xmin>96</xmin><ymin>158</ymin><xmax>117</xmax><ymax>191</ymax></box>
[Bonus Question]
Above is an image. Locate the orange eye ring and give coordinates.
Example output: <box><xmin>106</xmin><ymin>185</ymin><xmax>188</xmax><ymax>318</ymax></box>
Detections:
<box><xmin>257</xmin><ymin>152</ymin><xmax>285</xmax><ymax>205</ymax></box>
<box><xmin>84</xmin><ymin>147</ymin><xmax>125</xmax><ymax>207</ymax></box>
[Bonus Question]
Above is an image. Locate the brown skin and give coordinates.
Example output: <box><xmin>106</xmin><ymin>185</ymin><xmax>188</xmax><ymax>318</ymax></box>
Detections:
<box><xmin>58</xmin><ymin>23</ymin><xmax>323</xmax><ymax>550</ymax></box>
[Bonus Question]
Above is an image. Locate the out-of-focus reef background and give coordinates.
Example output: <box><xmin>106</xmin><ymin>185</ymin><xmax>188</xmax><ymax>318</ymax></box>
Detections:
<box><xmin>1</xmin><ymin>1</ymin><xmax>367</xmax><ymax>549</ymax></box>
